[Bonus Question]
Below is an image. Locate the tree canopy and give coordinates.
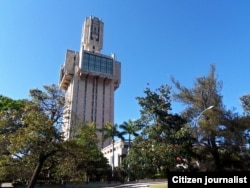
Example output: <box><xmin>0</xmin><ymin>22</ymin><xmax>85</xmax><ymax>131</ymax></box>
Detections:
<box><xmin>123</xmin><ymin>84</ymin><xmax>194</xmax><ymax>179</ymax></box>
<box><xmin>171</xmin><ymin>64</ymin><xmax>250</xmax><ymax>171</ymax></box>
<box><xmin>0</xmin><ymin>85</ymin><xmax>110</xmax><ymax>186</ymax></box>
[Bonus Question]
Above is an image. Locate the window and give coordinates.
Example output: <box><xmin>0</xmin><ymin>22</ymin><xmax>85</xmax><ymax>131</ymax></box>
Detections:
<box><xmin>82</xmin><ymin>52</ymin><xmax>113</xmax><ymax>75</ymax></box>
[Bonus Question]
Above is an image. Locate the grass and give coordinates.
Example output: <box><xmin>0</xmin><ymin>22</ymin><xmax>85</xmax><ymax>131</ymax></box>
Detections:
<box><xmin>149</xmin><ymin>183</ymin><xmax>168</xmax><ymax>188</ymax></box>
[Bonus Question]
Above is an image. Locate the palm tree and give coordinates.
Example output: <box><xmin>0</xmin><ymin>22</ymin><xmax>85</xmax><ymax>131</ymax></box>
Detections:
<box><xmin>119</xmin><ymin>119</ymin><xmax>142</xmax><ymax>149</ymax></box>
<box><xmin>119</xmin><ymin>119</ymin><xmax>142</xmax><ymax>182</ymax></box>
<box><xmin>101</xmin><ymin>122</ymin><xmax>125</xmax><ymax>176</ymax></box>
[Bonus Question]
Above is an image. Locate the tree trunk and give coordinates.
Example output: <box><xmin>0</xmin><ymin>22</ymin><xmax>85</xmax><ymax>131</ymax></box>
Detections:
<box><xmin>210</xmin><ymin>137</ymin><xmax>222</xmax><ymax>171</ymax></box>
<box><xmin>27</xmin><ymin>156</ymin><xmax>46</xmax><ymax>188</ymax></box>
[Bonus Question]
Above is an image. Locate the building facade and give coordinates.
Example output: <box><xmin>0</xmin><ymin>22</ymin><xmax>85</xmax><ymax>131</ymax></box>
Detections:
<box><xmin>59</xmin><ymin>16</ymin><xmax>121</xmax><ymax>148</ymax></box>
<box><xmin>101</xmin><ymin>140</ymin><xmax>129</xmax><ymax>168</ymax></box>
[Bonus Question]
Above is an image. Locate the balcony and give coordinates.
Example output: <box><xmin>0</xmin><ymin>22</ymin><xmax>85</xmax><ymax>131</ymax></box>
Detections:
<box><xmin>59</xmin><ymin>73</ymin><xmax>72</xmax><ymax>90</ymax></box>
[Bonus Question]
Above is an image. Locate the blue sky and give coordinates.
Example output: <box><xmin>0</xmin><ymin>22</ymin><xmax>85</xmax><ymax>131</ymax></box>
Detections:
<box><xmin>1</xmin><ymin>0</ymin><xmax>250</xmax><ymax>125</ymax></box>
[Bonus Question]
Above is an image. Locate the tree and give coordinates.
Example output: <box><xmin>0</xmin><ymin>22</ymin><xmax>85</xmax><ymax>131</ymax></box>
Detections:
<box><xmin>0</xmin><ymin>96</ymin><xmax>28</xmax><ymax>181</ymax></box>
<box><xmin>0</xmin><ymin>84</ymin><xmax>65</xmax><ymax>187</ymax></box>
<box><xmin>240</xmin><ymin>94</ymin><xmax>250</xmax><ymax>116</ymax></box>
<box><xmin>26</xmin><ymin>84</ymin><xmax>65</xmax><ymax>188</ymax></box>
<box><xmin>29</xmin><ymin>84</ymin><xmax>64</xmax><ymax>130</ymax></box>
<box><xmin>239</xmin><ymin>94</ymin><xmax>250</xmax><ymax>153</ymax></box>
<box><xmin>119</xmin><ymin>119</ymin><xmax>142</xmax><ymax>149</ymax></box>
<box><xmin>54</xmin><ymin>122</ymin><xmax>109</xmax><ymax>183</ymax></box>
<box><xmin>171</xmin><ymin>64</ymin><xmax>250</xmax><ymax>171</ymax></box>
<box><xmin>101</xmin><ymin>123</ymin><xmax>125</xmax><ymax>176</ymax></box>
<box><xmin>0</xmin><ymin>95</ymin><xmax>26</xmax><ymax>156</ymax></box>
<box><xmin>124</xmin><ymin>85</ymin><xmax>193</xmax><ymax>179</ymax></box>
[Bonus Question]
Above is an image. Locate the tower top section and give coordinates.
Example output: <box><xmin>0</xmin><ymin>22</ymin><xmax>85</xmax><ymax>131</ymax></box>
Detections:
<box><xmin>81</xmin><ymin>16</ymin><xmax>104</xmax><ymax>53</ymax></box>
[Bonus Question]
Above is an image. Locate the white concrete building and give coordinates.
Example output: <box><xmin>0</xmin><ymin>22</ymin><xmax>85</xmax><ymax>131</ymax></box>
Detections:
<box><xmin>59</xmin><ymin>16</ymin><xmax>121</xmax><ymax>148</ymax></box>
<box><xmin>101</xmin><ymin>140</ymin><xmax>129</xmax><ymax>168</ymax></box>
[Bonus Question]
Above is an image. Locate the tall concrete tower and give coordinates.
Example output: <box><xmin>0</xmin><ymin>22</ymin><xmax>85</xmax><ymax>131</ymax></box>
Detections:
<box><xmin>59</xmin><ymin>16</ymin><xmax>121</xmax><ymax>148</ymax></box>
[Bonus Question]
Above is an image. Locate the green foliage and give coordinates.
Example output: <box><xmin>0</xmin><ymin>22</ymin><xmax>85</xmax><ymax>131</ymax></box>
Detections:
<box><xmin>0</xmin><ymin>85</ymin><xmax>65</xmax><ymax>187</ymax></box>
<box><xmin>136</xmin><ymin>84</ymin><xmax>172</xmax><ymax>125</ymax></box>
<box><xmin>119</xmin><ymin>119</ymin><xmax>142</xmax><ymax>148</ymax></box>
<box><xmin>102</xmin><ymin>122</ymin><xmax>125</xmax><ymax>142</ymax></box>
<box><xmin>124</xmin><ymin>85</ymin><xmax>194</xmax><ymax>179</ymax></box>
<box><xmin>0</xmin><ymin>86</ymin><xmax>110</xmax><ymax>184</ymax></box>
<box><xmin>171</xmin><ymin>64</ymin><xmax>250</xmax><ymax>171</ymax></box>
<box><xmin>29</xmin><ymin>84</ymin><xmax>65</xmax><ymax>129</ymax></box>
<box><xmin>0</xmin><ymin>95</ymin><xmax>25</xmax><ymax>111</ymax></box>
<box><xmin>240</xmin><ymin>94</ymin><xmax>250</xmax><ymax>116</ymax></box>
<box><xmin>54</xmin><ymin>123</ymin><xmax>109</xmax><ymax>182</ymax></box>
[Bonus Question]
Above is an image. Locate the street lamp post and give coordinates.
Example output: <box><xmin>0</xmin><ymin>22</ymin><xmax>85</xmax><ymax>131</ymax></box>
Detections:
<box><xmin>197</xmin><ymin>106</ymin><xmax>214</xmax><ymax>120</ymax></box>
<box><xmin>194</xmin><ymin>105</ymin><xmax>214</xmax><ymax>140</ymax></box>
